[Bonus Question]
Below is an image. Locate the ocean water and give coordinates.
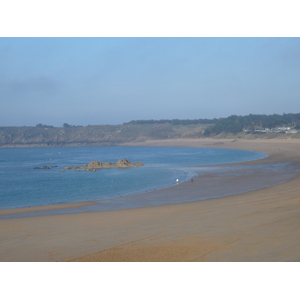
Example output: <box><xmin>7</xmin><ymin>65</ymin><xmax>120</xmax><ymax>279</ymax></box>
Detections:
<box><xmin>0</xmin><ymin>146</ymin><xmax>268</xmax><ymax>211</ymax></box>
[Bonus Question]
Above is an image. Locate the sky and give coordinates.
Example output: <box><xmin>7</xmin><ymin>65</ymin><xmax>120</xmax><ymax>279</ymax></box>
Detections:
<box><xmin>1</xmin><ymin>37</ymin><xmax>299</xmax><ymax>126</ymax></box>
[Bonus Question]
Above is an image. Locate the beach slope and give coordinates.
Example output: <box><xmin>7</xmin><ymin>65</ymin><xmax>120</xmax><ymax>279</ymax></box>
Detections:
<box><xmin>1</xmin><ymin>138</ymin><xmax>300</xmax><ymax>262</ymax></box>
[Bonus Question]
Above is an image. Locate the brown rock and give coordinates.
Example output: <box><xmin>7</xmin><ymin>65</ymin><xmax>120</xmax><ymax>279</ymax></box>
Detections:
<box><xmin>64</xmin><ymin>159</ymin><xmax>143</xmax><ymax>171</ymax></box>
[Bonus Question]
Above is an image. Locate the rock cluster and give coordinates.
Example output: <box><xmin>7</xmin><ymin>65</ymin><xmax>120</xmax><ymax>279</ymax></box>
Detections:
<box><xmin>34</xmin><ymin>165</ymin><xmax>57</xmax><ymax>169</ymax></box>
<box><xmin>65</xmin><ymin>159</ymin><xmax>143</xmax><ymax>171</ymax></box>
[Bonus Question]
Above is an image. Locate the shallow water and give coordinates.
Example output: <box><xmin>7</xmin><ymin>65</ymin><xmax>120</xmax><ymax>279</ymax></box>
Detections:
<box><xmin>3</xmin><ymin>146</ymin><xmax>298</xmax><ymax>219</ymax></box>
<box><xmin>2</xmin><ymin>160</ymin><xmax>299</xmax><ymax>219</ymax></box>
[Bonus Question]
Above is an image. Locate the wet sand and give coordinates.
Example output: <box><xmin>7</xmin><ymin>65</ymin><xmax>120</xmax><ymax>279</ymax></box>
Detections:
<box><xmin>0</xmin><ymin>201</ymin><xmax>96</xmax><ymax>217</ymax></box>
<box><xmin>1</xmin><ymin>138</ymin><xmax>300</xmax><ymax>261</ymax></box>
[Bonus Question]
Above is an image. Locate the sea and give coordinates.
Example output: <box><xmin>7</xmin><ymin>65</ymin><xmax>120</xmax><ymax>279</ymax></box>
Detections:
<box><xmin>0</xmin><ymin>146</ymin><xmax>299</xmax><ymax>217</ymax></box>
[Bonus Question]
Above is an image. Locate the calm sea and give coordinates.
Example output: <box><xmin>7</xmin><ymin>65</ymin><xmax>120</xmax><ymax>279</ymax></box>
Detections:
<box><xmin>0</xmin><ymin>146</ymin><xmax>297</xmax><ymax>216</ymax></box>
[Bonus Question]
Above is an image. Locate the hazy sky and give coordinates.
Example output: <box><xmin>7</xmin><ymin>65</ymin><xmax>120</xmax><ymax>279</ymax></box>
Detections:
<box><xmin>1</xmin><ymin>37</ymin><xmax>299</xmax><ymax>126</ymax></box>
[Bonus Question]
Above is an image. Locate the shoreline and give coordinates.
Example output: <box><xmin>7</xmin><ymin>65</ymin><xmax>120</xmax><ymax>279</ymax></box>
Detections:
<box><xmin>0</xmin><ymin>201</ymin><xmax>96</xmax><ymax>217</ymax></box>
<box><xmin>1</xmin><ymin>138</ymin><xmax>300</xmax><ymax>261</ymax></box>
<box><xmin>0</xmin><ymin>139</ymin><xmax>273</xmax><ymax>217</ymax></box>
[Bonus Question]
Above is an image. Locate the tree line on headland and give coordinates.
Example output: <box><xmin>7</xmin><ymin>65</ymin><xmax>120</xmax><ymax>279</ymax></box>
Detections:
<box><xmin>203</xmin><ymin>113</ymin><xmax>300</xmax><ymax>135</ymax></box>
<box><xmin>1</xmin><ymin>113</ymin><xmax>300</xmax><ymax>147</ymax></box>
<box><xmin>125</xmin><ymin>113</ymin><xmax>300</xmax><ymax>135</ymax></box>
<box><xmin>124</xmin><ymin>118</ymin><xmax>217</xmax><ymax>125</ymax></box>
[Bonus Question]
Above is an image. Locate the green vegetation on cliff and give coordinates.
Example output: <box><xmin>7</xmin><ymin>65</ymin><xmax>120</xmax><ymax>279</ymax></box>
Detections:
<box><xmin>124</xmin><ymin>118</ymin><xmax>217</xmax><ymax>125</ymax></box>
<box><xmin>0</xmin><ymin>123</ymin><xmax>208</xmax><ymax>147</ymax></box>
<box><xmin>204</xmin><ymin>113</ymin><xmax>300</xmax><ymax>136</ymax></box>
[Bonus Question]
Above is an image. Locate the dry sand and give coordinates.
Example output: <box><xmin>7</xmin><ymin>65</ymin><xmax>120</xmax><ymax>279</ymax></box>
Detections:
<box><xmin>1</xmin><ymin>138</ymin><xmax>300</xmax><ymax>262</ymax></box>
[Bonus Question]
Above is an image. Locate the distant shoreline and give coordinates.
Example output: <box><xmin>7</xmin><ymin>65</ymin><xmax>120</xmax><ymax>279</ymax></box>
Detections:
<box><xmin>1</xmin><ymin>134</ymin><xmax>300</xmax><ymax>149</ymax></box>
<box><xmin>1</xmin><ymin>135</ymin><xmax>300</xmax><ymax>149</ymax></box>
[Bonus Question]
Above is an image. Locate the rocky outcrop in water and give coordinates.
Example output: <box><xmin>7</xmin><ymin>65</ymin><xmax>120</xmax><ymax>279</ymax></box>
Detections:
<box><xmin>65</xmin><ymin>159</ymin><xmax>143</xmax><ymax>171</ymax></box>
<box><xmin>34</xmin><ymin>166</ymin><xmax>58</xmax><ymax>169</ymax></box>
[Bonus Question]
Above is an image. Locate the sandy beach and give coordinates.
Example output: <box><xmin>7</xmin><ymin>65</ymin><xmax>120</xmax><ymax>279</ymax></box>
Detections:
<box><xmin>1</xmin><ymin>138</ymin><xmax>300</xmax><ymax>262</ymax></box>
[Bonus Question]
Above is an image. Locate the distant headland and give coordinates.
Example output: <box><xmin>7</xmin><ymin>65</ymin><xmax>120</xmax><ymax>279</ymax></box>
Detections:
<box><xmin>1</xmin><ymin>113</ymin><xmax>300</xmax><ymax>148</ymax></box>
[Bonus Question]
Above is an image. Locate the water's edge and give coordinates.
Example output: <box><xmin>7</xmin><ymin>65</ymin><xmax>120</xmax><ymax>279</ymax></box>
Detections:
<box><xmin>9</xmin><ymin>152</ymin><xmax>300</xmax><ymax>220</ymax></box>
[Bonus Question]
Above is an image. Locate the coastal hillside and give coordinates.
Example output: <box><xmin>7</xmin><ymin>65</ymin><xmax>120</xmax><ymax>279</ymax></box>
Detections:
<box><xmin>1</xmin><ymin>113</ymin><xmax>300</xmax><ymax>148</ymax></box>
<box><xmin>0</xmin><ymin>123</ymin><xmax>209</xmax><ymax>148</ymax></box>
